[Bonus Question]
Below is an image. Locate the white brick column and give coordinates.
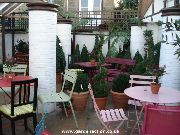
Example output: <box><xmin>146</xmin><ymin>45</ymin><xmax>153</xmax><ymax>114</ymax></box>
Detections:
<box><xmin>130</xmin><ymin>26</ymin><xmax>147</xmax><ymax>58</ymax></box>
<box><xmin>28</xmin><ymin>3</ymin><xmax>58</xmax><ymax>112</ymax></box>
<box><xmin>57</xmin><ymin>19</ymin><xmax>72</xmax><ymax>67</ymax></box>
<box><xmin>160</xmin><ymin>8</ymin><xmax>180</xmax><ymax>90</ymax></box>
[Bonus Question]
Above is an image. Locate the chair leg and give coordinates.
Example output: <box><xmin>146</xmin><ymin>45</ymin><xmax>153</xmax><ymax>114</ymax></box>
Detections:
<box><xmin>24</xmin><ymin>118</ymin><xmax>28</xmax><ymax>131</ymax></box>
<box><xmin>33</xmin><ymin>113</ymin><xmax>37</xmax><ymax>133</ymax></box>
<box><xmin>62</xmin><ymin>103</ymin><xmax>68</xmax><ymax>117</ymax></box>
<box><xmin>69</xmin><ymin>101</ymin><xmax>78</xmax><ymax>128</ymax></box>
<box><xmin>0</xmin><ymin>114</ymin><xmax>3</xmax><ymax>135</ymax></box>
<box><xmin>11</xmin><ymin>121</ymin><xmax>15</xmax><ymax>135</ymax></box>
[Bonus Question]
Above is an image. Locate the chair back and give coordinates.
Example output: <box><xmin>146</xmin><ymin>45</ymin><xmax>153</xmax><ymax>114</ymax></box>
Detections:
<box><xmin>88</xmin><ymin>84</ymin><xmax>101</xmax><ymax>116</ymax></box>
<box><xmin>141</xmin><ymin>104</ymin><xmax>180</xmax><ymax>135</ymax></box>
<box><xmin>10</xmin><ymin>78</ymin><xmax>38</xmax><ymax>116</ymax></box>
<box><xmin>61</xmin><ymin>69</ymin><xmax>77</xmax><ymax>98</ymax></box>
<box><xmin>129</xmin><ymin>75</ymin><xmax>156</xmax><ymax>87</ymax></box>
<box><xmin>3</xmin><ymin>64</ymin><xmax>27</xmax><ymax>76</ymax></box>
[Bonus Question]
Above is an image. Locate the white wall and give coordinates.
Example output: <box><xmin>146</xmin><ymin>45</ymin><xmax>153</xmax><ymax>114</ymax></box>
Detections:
<box><xmin>74</xmin><ymin>32</ymin><xmax>110</xmax><ymax>57</ymax></box>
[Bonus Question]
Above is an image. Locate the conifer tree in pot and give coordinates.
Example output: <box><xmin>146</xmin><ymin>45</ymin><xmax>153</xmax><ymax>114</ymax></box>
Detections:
<box><xmin>80</xmin><ymin>44</ymin><xmax>90</xmax><ymax>62</ymax></box>
<box><xmin>56</xmin><ymin>36</ymin><xmax>66</xmax><ymax>86</ymax></box>
<box><xmin>111</xmin><ymin>74</ymin><xmax>130</xmax><ymax>110</ymax></box>
<box><xmin>69</xmin><ymin>71</ymin><xmax>89</xmax><ymax>112</ymax></box>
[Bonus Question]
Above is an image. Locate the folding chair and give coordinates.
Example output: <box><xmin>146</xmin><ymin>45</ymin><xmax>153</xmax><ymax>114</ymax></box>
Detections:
<box><xmin>128</xmin><ymin>75</ymin><xmax>156</xmax><ymax>133</ymax></box>
<box><xmin>38</xmin><ymin>69</ymin><xmax>78</xmax><ymax>128</ymax></box>
<box><xmin>141</xmin><ymin>104</ymin><xmax>180</xmax><ymax>135</ymax></box>
<box><xmin>88</xmin><ymin>84</ymin><xmax>128</xmax><ymax>135</ymax></box>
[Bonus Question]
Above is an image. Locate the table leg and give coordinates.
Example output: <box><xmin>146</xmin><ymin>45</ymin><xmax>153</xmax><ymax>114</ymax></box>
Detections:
<box><xmin>130</xmin><ymin>104</ymin><xmax>145</xmax><ymax>135</ymax></box>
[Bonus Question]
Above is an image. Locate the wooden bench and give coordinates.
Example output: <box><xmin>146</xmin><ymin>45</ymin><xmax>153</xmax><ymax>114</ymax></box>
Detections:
<box><xmin>105</xmin><ymin>57</ymin><xmax>136</xmax><ymax>81</ymax></box>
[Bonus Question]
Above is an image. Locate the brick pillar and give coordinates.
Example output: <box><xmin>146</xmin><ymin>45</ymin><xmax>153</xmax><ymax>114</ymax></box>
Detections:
<box><xmin>28</xmin><ymin>3</ymin><xmax>58</xmax><ymax>112</ymax></box>
<box><xmin>160</xmin><ymin>7</ymin><xmax>180</xmax><ymax>90</ymax></box>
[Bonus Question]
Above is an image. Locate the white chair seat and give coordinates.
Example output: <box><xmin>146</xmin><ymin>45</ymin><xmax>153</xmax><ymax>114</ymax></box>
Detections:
<box><xmin>100</xmin><ymin>109</ymin><xmax>128</xmax><ymax>122</ymax></box>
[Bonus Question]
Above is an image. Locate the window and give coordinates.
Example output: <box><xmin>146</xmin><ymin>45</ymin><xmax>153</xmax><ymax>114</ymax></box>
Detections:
<box><xmin>80</xmin><ymin>0</ymin><xmax>101</xmax><ymax>11</ymax></box>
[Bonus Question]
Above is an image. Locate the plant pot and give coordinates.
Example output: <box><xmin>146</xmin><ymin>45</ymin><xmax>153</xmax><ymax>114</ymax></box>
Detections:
<box><xmin>95</xmin><ymin>97</ymin><xmax>107</xmax><ymax>110</ymax></box>
<box><xmin>150</xmin><ymin>83</ymin><xmax>160</xmax><ymax>94</ymax></box>
<box><xmin>71</xmin><ymin>91</ymin><xmax>89</xmax><ymax>112</ymax></box>
<box><xmin>56</xmin><ymin>72</ymin><xmax>62</xmax><ymax>84</ymax></box>
<box><xmin>90</xmin><ymin>59</ymin><xmax>96</xmax><ymax>65</ymax></box>
<box><xmin>111</xmin><ymin>90</ymin><xmax>129</xmax><ymax>110</ymax></box>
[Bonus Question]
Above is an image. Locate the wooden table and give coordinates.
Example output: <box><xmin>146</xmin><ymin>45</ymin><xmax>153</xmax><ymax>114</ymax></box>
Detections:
<box><xmin>74</xmin><ymin>62</ymin><xmax>111</xmax><ymax>82</ymax></box>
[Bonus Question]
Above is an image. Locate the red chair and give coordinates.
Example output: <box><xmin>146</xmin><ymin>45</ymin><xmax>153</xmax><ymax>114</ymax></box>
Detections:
<box><xmin>141</xmin><ymin>104</ymin><xmax>180</xmax><ymax>135</ymax></box>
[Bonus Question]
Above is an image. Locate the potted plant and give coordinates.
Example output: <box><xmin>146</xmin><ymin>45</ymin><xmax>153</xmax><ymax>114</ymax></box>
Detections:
<box><xmin>15</xmin><ymin>40</ymin><xmax>29</xmax><ymax>54</ymax></box>
<box><xmin>147</xmin><ymin>65</ymin><xmax>166</xmax><ymax>94</ymax></box>
<box><xmin>3</xmin><ymin>55</ymin><xmax>15</xmax><ymax>79</ymax></box>
<box><xmin>69</xmin><ymin>70</ymin><xmax>89</xmax><ymax>112</ymax></box>
<box><xmin>92</xmin><ymin>67</ymin><xmax>108</xmax><ymax>110</ymax></box>
<box><xmin>80</xmin><ymin>44</ymin><xmax>90</xmax><ymax>62</ymax></box>
<box><xmin>56</xmin><ymin>36</ymin><xmax>66</xmax><ymax>86</ymax></box>
<box><xmin>111</xmin><ymin>74</ymin><xmax>130</xmax><ymax>110</ymax></box>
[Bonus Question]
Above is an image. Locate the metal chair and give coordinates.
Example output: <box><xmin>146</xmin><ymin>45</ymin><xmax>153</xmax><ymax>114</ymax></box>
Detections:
<box><xmin>88</xmin><ymin>84</ymin><xmax>128</xmax><ymax>135</ymax></box>
<box><xmin>141</xmin><ymin>104</ymin><xmax>180</xmax><ymax>135</ymax></box>
<box><xmin>0</xmin><ymin>78</ymin><xmax>38</xmax><ymax>135</ymax></box>
<box><xmin>38</xmin><ymin>69</ymin><xmax>78</xmax><ymax>128</ymax></box>
<box><xmin>128</xmin><ymin>75</ymin><xmax>156</xmax><ymax>133</ymax></box>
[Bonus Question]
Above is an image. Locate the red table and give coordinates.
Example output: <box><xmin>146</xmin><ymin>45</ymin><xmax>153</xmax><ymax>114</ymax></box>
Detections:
<box><xmin>0</xmin><ymin>76</ymin><xmax>33</xmax><ymax>99</ymax></box>
<box><xmin>74</xmin><ymin>62</ymin><xmax>111</xmax><ymax>82</ymax></box>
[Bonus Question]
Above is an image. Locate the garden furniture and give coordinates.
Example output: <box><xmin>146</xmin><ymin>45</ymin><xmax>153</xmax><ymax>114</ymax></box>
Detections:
<box><xmin>105</xmin><ymin>57</ymin><xmax>136</xmax><ymax>81</ymax></box>
<box><xmin>0</xmin><ymin>78</ymin><xmax>38</xmax><ymax>135</ymax></box>
<box><xmin>88</xmin><ymin>84</ymin><xmax>128</xmax><ymax>135</ymax></box>
<box><xmin>37</xmin><ymin>69</ymin><xmax>78</xmax><ymax>128</ymax></box>
<box><xmin>74</xmin><ymin>62</ymin><xmax>111</xmax><ymax>83</ymax></box>
<box><xmin>141</xmin><ymin>104</ymin><xmax>180</xmax><ymax>135</ymax></box>
<box><xmin>128</xmin><ymin>75</ymin><xmax>156</xmax><ymax>134</ymax></box>
<box><xmin>124</xmin><ymin>86</ymin><xmax>180</xmax><ymax>135</ymax></box>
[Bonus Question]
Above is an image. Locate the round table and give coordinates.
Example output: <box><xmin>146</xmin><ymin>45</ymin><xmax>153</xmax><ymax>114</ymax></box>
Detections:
<box><xmin>124</xmin><ymin>86</ymin><xmax>180</xmax><ymax>104</ymax></box>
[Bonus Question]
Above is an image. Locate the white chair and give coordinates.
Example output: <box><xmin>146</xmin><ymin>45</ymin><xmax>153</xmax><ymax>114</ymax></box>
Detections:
<box><xmin>3</xmin><ymin>64</ymin><xmax>27</xmax><ymax>77</ymax></box>
<box><xmin>88</xmin><ymin>84</ymin><xmax>128</xmax><ymax>135</ymax></box>
<box><xmin>37</xmin><ymin>69</ymin><xmax>78</xmax><ymax>128</ymax></box>
<box><xmin>128</xmin><ymin>75</ymin><xmax>156</xmax><ymax>133</ymax></box>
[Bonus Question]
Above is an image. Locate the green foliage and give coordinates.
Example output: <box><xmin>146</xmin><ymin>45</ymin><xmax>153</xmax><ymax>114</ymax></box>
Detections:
<box><xmin>73</xmin><ymin>72</ymin><xmax>89</xmax><ymax>93</ymax></box>
<box><xmin>117</xmin><ymin>47</ymin><xmax>124</xmax><ymax>58</ymax></box>
<box><xmin>92</xmin><ymin>67</ymin><xmax>108</xmax><ymax>98</ymax></box>
<box><xmin>15</xmin><ymin>40</ymin><xmax>29</xmax><ymax>54</ymax></box>
<box><xmin>73</xmin><ymin>44</ymin><xmax>81</xmax><ymax>62</ymax></box>
<box><xmin>123</xmin><ymin>48</ymin><xmax>131</xmax><ymax>59</ymax></box>
<box><xmin>91</xmin><ymin>34</ymin><xmax>105</xmax><ymax>62</ymax></box>
<box><xmin>143</xmin><ymin>30</ymin><xmax>155</xmax><ymax>68</ymax></box>
<box><xmin>130</xmin><ymin>17</ymin><xmax>144</xmax><ymax>26</ymax></box>
<box><xmin>106</xmin><ymin>45</ymin><xmax>118</xmax><ymax>58</ymax></box>
<box><xmin>133</xmin><ymin>51</ymin><xmax>143</xmax><ymax>63</ymax></box>
<box><xmin>132</xmin><ymin>61</ymin><xmax>146</xmax><ymax>75</ymax></box>
<box><xmin>112</xmin><ymin>74</ymin><xmax>130</xmax><ymax>93</ymax></box>
<box><xmin>171</xmin><ymin>34</ymin><xmax>180</xmax><ymax>60</ymax></box>
<box><xmin>56</xmin><ymin>36</ymin><xmax>66</xmax><ymax>73</ymax></box>
<box><xmin>81</xmin><ymin>44</ymin><xmax>90</xmax><ymax>62</ymax></box>
<box><xmin>153</xmin><ymin>42</ymin><xmax>161</xmax><ymax>65</ymax></box>
<box><xmin>123</xmin><ymin>0</ymin><xmax>138</xmax><ymax>10</ymax></box>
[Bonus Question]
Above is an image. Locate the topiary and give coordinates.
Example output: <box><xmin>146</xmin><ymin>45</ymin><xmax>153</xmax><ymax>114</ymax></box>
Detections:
<box><xmin>133</xmin><ymin>51</ymin><xmax>143</xmax><ymax>63</ymax></box>
<box><xmin>117</xmin><ymin>47</ymin><xmax>124</xmax><ymax>58</ymax></box>
<box><xmin>56</xmin><ymin>36</ymin><xmax>66</xmax><ymax>73</ymax></box>
<box><xmin>112</xmin><ymin>74</ymin><xmax>130</xmax><ymax>93</ymax></box>
<box><xmin>92</xmin><ymin>67</ymin><xmax>108</xmax><ymax>98</ymax></box>
<box><xmin>132</xmin><ymin>61</ymin><xmax>146</xmax><ymax>75</ymax></box>
<box><xmin>123</xmin><ymin>47</ymin><xmax>131</xmax><ymax>59</ymax></box>
<box><xmin>73</xmin><ymin>44</ymin><xmax>81</xmax><ymax>63</ymax></box>
<box><xmin>81</xmin><ymin>44</ymin><xmax>90</xmax><ymax>62</ymax></box>
<box><xmin>153</xmin><ymin>42</ymin><xmax>161</xmax><ymax>65</ymax></box>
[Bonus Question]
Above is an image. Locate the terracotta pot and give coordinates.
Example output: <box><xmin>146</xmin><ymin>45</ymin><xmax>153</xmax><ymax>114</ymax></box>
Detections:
<box><xmin>71</xmin><ymin>91</ymin><xmax>89</xmax><ymax>112</ymax></box>
<box><xmin>95</xmin><ymin>97</ymin><xmax>107</xmax><ymax>110</ymax></box>
<box><xmin>150</xmin><ymin>83</ymin><xmax>160</xmax><ymax>94</ymax></box>
<box><xmin>90</xmin><ymin>59</ymin><xmax>96</xmax><ymax>65</ymax></box>
<box><xmin>56</xmin><ymin>72</ymin><xmax>62</xmax><ymax>84</ymax></box>
<box><xmin>111</xmin><ymin>90</ymin><xmax>129</xmax><ymax>110</ymax></box>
